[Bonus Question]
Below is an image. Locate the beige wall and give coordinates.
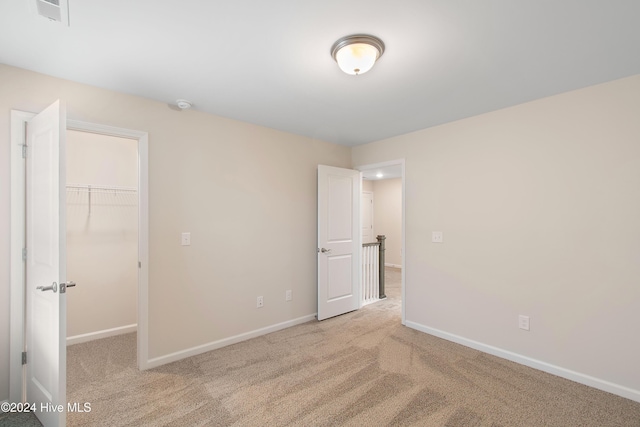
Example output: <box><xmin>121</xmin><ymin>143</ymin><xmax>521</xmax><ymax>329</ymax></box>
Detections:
<box><xmin>66</xmin><ymin>130</ymin><xmax>138</xmax><ymax>338</ymax></box>
<box><xmin>372</xmin><ymin>178</ymin><xmax>402</xmax><ymax>267</ymax></box>
<box><xmin>352</xmin><ymin>75</ymin><xmax>640</xmax><ymax>395</ymax></box>
<box><xmin>0</xmin><ymin>64</ymin><xmax>351</xmax><ymax>400</ymax></box>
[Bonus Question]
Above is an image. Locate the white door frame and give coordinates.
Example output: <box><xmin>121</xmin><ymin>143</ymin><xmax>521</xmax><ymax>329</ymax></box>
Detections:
<box><xmin>356</xmin><ymin>159</ymin><xmax>406</xmax><ymax>325</ymax></box>
<box><xmin>9</xmin><ymin>111</ymin><xmax>150</xmax><ymax>403</ymax></box>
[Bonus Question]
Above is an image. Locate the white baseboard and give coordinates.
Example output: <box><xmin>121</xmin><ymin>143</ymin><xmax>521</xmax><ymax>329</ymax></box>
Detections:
<box><xmin>385</xmin><ymin>263</ymin><xmax>402</xmax><ymax>269</ymax></box>
<box><xmin>67</xmin><ymin>324</ymin><xmax>138</xmax><ymax>346</ymax></box>
<box><xmin>146</xmin><ymin>314</ymin><xmax>317</xmax><ymax>369</ymax></box>
<box><xmin>405</xmin><ymin>320</ymin><xmax>640</xmax><ymax>403</ymax></box>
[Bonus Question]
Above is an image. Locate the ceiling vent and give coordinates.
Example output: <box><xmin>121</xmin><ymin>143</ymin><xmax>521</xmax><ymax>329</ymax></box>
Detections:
<box><xmin>35</xmin><ymin>0</ymin><xmax>70</xmax><ymax>26</ymax></box>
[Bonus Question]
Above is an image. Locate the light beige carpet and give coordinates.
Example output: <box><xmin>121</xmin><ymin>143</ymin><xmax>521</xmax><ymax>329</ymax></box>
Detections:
<box><xmin>67</xmin><ymin>268</ymin><xmax>640</xmax><ymax>426</ymax></box>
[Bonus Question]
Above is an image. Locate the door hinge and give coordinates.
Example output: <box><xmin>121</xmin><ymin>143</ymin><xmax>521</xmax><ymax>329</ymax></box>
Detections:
<box><xmin>138</xmin><ymin>261</ymin><xmax>141</xmax><ymax>268</ymax></box>
<box><xmin>22</xmin><ymin>248</ymin><xmax>27</xmax><ymax>261</ymax></box>
<box><xmin>22</xmin><ymin>352</ymin><xmax>27</xmax><ymax>365</ymax></box>
<box><xmin>22</xmin><ymin>144</ymin><xmax>27</xmax><ymax>158</ymax></box>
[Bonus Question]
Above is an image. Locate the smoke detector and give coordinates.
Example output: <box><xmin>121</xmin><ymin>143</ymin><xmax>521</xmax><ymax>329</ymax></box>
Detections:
<box><xmin>176</xmin><ymin>99</ymin><xmax>193</xmax><ymax>110</ymax></box>
<box><xmin>34</xmin><ymin>0</ymin><xmax>70</xmax><ymax>26</ymax></box>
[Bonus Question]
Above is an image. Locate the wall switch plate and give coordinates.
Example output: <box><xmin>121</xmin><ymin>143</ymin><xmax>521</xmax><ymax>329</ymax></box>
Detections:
<box><xmin>432</xmin><ymin>231</ymin><xmax>443</xmax><ymax>243</ymax></box>
<box><xmin>519</xmin><ymin>315</ymin><xmax>530</xmax><ymax>331</ymax></box>
<box><xmin>286</xmin><ymin>290</ymin><xmax>292</xmax><ymax>301</ymax></box>
<box><xmin>181</xmin><ymin>232</ymin><xmax>191</xmax><ymax>246</ymax></box>
<box><xmin>257</xmin><ymin>296</ymin><xmax>264</xmax><ymax>308</ymax></box>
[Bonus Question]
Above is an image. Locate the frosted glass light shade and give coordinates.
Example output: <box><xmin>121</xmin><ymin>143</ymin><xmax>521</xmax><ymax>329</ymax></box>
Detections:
<box><xmin>335</xmin><ymin>43</ymin><xmax>379</xmax><ymax>75</ymax></box>
<box><xmin>331</xmin><ymin>34</ymin><xmax>385</xmax><ymax>76</ymax></box>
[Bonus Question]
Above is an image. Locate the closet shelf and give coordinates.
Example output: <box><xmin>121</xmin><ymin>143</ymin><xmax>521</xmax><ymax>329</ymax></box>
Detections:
<box><xmin>66</xmin><ymin>183</ymin><xmax>137</xmax><ymax>194</ymax></box>
<box><xmin>66</xmin><ymin>183</ymin><xmax>137</xmax><ymax>215</ymax></box>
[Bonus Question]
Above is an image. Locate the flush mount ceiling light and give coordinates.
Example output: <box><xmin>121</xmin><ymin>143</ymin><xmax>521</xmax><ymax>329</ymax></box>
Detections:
<box><xmin>331</xmin><ymin>34</ymin><xmax>385</xmax><ymax>75</ymax></box>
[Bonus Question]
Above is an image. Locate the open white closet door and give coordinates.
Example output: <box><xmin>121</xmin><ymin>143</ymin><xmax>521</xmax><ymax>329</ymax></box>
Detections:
<box><xmin>25</xmin><ymin>100</ymin><xmax>67</xmax><ymax>427</ymax></box>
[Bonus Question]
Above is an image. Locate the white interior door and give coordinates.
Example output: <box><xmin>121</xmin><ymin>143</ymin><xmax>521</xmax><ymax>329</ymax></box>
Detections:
<box><xmin>362</xmin><ymin>191</ymin><xmax>374</xmax><ymax>243</ymax></box>
<box><xmin>317</xmin><ymin>165</ymin><xmax>361</xmax><ymax>321</ymax></box>
<box><xmin>26</xmin><ymin>100</ymin><xmax>67</xmax><ymax>427</ymax></box>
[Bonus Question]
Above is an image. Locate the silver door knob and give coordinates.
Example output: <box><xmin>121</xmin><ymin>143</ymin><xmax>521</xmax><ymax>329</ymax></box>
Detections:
<box><xmin>321</xmin><ymin>248</ymin><xmax>332</xmax><ymax>253</ymax></box>
<box><xmin>37</xmin><ymin>282</ymin><xmax>58</xmax><ymax>293</ymax></box>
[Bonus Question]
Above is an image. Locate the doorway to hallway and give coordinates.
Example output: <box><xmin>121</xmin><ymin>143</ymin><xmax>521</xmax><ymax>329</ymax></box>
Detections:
<box><xmin>358</xmin><ymin>160</ymin><xmax>405</xmax><ymax>324</ymax></box>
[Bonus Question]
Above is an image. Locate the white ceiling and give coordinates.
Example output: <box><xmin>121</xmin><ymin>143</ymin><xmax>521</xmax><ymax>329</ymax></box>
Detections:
<box><xmin>2</xmin><ymin>1</ymin><xmax>640</xmax><ymax>146</ymax></box>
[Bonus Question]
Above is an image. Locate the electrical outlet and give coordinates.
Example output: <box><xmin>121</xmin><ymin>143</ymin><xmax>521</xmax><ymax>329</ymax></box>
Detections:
<box><xmin>432</xmin><ymin>231</ymin><xmax>443</xmax><ymax>243</ymax></box>
<box><xmin>519</xmin><ymin>315</ymin><xmax>530</xmax><ymax>331</ymax></box>
<box><xmin>181</xmin><ymin>232</ymin><xmax>191</xmax><ymax>246</ymax></box>
<box><xmin>285</xmin><ymin>290</ymin><xmax>292</xmax><ymax>301</ymax></box>
<box><xmin>257</xmin><ymin>296</ymin><xmax>264</xmax><ymax>308</ymax></box>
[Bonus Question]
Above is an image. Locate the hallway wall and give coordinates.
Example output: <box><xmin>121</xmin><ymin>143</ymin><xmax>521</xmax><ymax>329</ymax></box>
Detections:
<box><xmin>372</xmin><ymin>178</ymin><xmax>402</xmax><ymax>268</ymax></box>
